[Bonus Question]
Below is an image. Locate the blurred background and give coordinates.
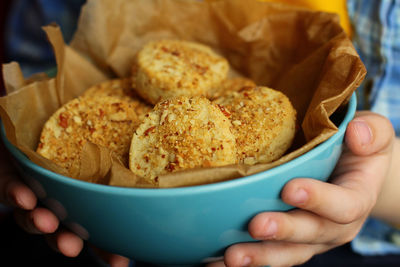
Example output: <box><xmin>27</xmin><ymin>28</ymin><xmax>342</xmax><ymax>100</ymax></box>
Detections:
<box><xmin>0</xmin><ymin>0</ymin><xmax>11</xmax><ymax>96</ymax></box>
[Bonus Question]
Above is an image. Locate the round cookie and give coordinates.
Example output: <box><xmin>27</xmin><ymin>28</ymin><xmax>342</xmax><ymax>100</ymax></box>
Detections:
<box><xmin>37</xmin><ymin>94</ymin><xmax>148</xmax><ymax>177</ymax></box>
<box><xmin>214</xmin><ymin>86</ymin><xmax>297</xmax><ymax>165</ymax></box>
<box><xmin>129</xmin><ymin>96</ymin><xmax>237</xmax><ymax>184</ymax></box>
<box><xmin>210</xmin><ymin>77</ymin><xmax>256</xmax><ymax>99</ymax></box>
<box><xmin>82</xmin><ymin>77</ymin><xmax>152</xmax><ymax>116</ymax></box>
<box><xmin>135</xmin><ymin>39</ymin><xmax>229</xmax><ymax>104</ymax></box>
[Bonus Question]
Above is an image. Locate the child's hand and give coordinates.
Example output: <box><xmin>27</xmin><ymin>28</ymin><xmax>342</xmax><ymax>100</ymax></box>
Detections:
<box><xmin>0</xmin><ymin>141</ymin><xmax>129</xmax><ymax>266</ymax></box>
<box><xmin>208</xmin><ymin>111</ymin><xmax>395</xmax><ymax>267</ymax></box>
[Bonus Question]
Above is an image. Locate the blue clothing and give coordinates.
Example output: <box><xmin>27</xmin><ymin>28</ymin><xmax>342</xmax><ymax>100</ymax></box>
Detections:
<box><xmin>348</xmin><ymin>0</ymin><xmax>400</xmax><ymax>136</ymax></box>
<box><xmin>4</xmin><ymin>0</ymin><xmax>85</xmax><ymax>77</ymax></box>
<box><xmin>347</xmin><ymin>0</ymin><xmax>400</xmax><ymax>255</ymax></box>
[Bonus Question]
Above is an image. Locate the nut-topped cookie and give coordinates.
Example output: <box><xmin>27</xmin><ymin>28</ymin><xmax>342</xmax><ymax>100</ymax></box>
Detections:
<box><xmin>135</xmin><ymin>39</ymin><xmax>229</xmax><ymax>104</ymax></box>
<box><xmin>129</xmin><ymin>96</ymin><xmax>237</xmax><ymax>184</ymax></box>
<box><xmin>214</xmin><ymin>86</ymin><xmax>297</xmax><ymax>165</ymax></box>
<box><xmin>210</xmin><ymin>77</ymin><xmax>256</xmax><ymax>99</ymax></box>
<box><xmin>82</xmin><ymin>77</ymin><xmax>151</xmax><ymax>111</ymax></box>
<box><xmin>37</xmin><ymin>79</ymin><xmax>151</xmax><ymax>177</ymax></box>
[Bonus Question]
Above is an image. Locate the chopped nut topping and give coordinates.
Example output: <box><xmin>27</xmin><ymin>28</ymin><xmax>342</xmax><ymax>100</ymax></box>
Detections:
<box><xmin>59</xmin><ymin>113</ymin><xmax>69</xmax><ymax>129</ymax></box>
<box><xmin>144</xmin><ymin>126</ymin><xmax>156</xmax><ymax>136</ymax></box>
<box><xmin>232</xmin><ymin>120</ymin><xmax>242</xmax><ymax>126</ymax></box>
<box><xmin>217</xmin><ymin>104</ymin><xmax>231</xmax><ymax>118</ymax></box>
<box><xmin>73</xmin><ymin>115</ymin><xmax>82</xmax><ymax>124</ymax></box>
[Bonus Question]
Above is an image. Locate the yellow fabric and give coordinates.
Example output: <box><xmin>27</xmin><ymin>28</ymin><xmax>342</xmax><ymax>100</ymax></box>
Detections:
<box><xmin>207</xmin><ymin>0</ymin><xmax>352</xmax><ymax>37</ymax></box>
<box><xmin>259</xmin><ymin>0</ymin><xmax>351</xmax><ymax>36</ymax></box>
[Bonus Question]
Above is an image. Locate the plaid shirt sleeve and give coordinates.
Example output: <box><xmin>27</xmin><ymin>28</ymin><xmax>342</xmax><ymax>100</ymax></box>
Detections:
<box><xmin>347</xmin><ymin>0</ymin><xmax>400</xmax><ymax>255</ymax></box>
<box><xmin>348</xmin><ymin>0</ymin><xmax>400</xmax><ymax>136</ymax></box>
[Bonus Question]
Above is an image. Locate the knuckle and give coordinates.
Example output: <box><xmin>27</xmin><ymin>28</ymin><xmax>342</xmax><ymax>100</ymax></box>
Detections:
<box><xmin>338</xmin><ymin>192</ymin><xmax>370</xmax><ymax>224</ymax></box>
<box><xmin>339</xmin><ymin>204</ymin><xmax>360</xmax><ymax>224</ymax></box>
<box><xmin>334</xmin><ymin>226</ymin><xmax>361</xmax><ymax>244</ymax></box>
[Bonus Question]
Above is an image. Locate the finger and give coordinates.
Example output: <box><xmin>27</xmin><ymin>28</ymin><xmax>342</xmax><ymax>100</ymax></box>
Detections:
<box><xmin>206</xmin><ymin>261</ymin><xmax>225</xmax><ymax>267</ymax></box>
<box><xmin>223</xmin><ymin>241</ymin><xmax>327</xmax><ymax>267</ymax></box>
<box><xmin>281</xmin><ymin>178</ymin><xmax>371</xmax><ymax>224</ymax></box>
<box><xmin>0</xmin><ymin>140</ymin><xmax>35</xmax><ymax>209</ymax></box>
<box><xmin>14</xmin><ymin>207</ymin><xmax>59</xmax><ymax>234</ymax></box>
<box><xmin>0</xmin><ymin>178</ymin><xmax>37</xmax><ymax>210</ymax></box>
<box><xmin>345</xmin><ymin>111</ymin><xmax>394</xmax><ymax>156</ymax></box>
<box><xmin>46</xmin><ymin>230</ymin><xmax>84</xmax><ymax>257</ymax></box>
<box><xmin>106</xmin><ymin>254</ymin><xmax>130</xmax><ymax>267</ymax></box>
<box><xmin>90</xmin><ymin>245</ymin><xmax>130</xmax><ymax>267</ymax></box>
<box><xmin>248</xmin><ymin>209</ymin><xmax>361</xmax><ymax>244</ymax></box>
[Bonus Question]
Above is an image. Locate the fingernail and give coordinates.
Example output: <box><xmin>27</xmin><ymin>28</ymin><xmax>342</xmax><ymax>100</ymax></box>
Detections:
<box><xmin>292</xmin><ymin>188</ymin><xmax>308</xmax><ymax>205</ymax></box>
<box><xmin>353</xmin><ymin>119</ymin><xmax>372</xmax><ymax>145</ymax></box>
<box><xmin>263</xmin><ymin>219</ymin><xmax>277</xmax><ymax>238</ymax></box>
<box><xmin>8</xmin><ymin>189</ymin><xmax>27</xmax><ymax>209</ymax></box>
<box><xmin>241</xmin><ymin>256</ymin><xmax>252</xmax><ymax>267</ymax></box>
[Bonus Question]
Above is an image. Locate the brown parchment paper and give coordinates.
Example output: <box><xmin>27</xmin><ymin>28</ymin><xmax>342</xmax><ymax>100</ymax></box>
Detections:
<box><xmin>0</xmin><ymin>0</ymin><xmax>366</xmax><ymax>188</ymax></box>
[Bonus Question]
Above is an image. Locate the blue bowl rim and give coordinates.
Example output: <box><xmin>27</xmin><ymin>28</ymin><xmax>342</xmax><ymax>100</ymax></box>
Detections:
<box><xmin>1</xmin><ymin>93</ymin><xmax>357</xmax><ymax>197</ymax></box>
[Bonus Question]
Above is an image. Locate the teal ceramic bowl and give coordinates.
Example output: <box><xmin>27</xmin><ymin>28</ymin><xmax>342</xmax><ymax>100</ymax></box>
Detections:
<box><xmin>1</xmin><ymin>93</ymin><xmax>356</xmax><ymax>265</ymax></box>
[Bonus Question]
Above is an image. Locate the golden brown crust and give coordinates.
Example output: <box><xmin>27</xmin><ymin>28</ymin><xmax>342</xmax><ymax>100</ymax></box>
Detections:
<box><xmin>37</xmin><ymin>79</ymin><xmax>152</xmax><ymax>177</ymax></box>
<box><xmin>210</xmin><ymin>77</ymin><xmax>257</xmax><ymax>100</ymax></box>
<box><xmin>129</xmin><ymin>96</ymin><xmax>237</xmax><ymax>183</ymax></box>
<box><xmin>214</xmin><ymin>86</ymin><xmax>297</xmax><ymax>165</ymax></box>
<box><xmin>82</xmin><ymin>78</ymin><xmax>152</xmax><ymax>119</ymax></box>
<box><xmin>135</xmin><ymin>39</ymin><xmax>229</xmax><ymax>104</ymax></box>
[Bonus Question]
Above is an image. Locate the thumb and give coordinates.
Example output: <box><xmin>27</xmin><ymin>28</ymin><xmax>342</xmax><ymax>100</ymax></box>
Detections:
<box><xmin>345</xmin><ymin>111</ymin><xmax>395</xmax><ymax>156</ymax></box>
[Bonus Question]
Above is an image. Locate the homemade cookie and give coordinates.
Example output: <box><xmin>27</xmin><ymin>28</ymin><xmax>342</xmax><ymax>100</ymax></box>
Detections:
<box><xmin>135</xmin><ymin>39</ymin><xmax>229</xmax><ymax>104</ymax></box>
<box><xmin>129</xmin><ymin>96</ymin><xmax>237</xmax><ymax>184</ymax></box>
<box><xmin>37</xmin><ymin>94</ymin><xmax>148</xmax><ymax>177</ymax></box>
<box><xmin>82</xmin><ymin>77</ymin><xmax>151</xmax><ymax>112</ymax></box>
<box><xmin>210</xmin><ymin>77</ymin><xmax>256</xmax><ymax>99</ymax></box>
<box><xmin>214</xmin><ymin>86</ymin><xmax>296</xmax><ymax>165</ymax></box>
